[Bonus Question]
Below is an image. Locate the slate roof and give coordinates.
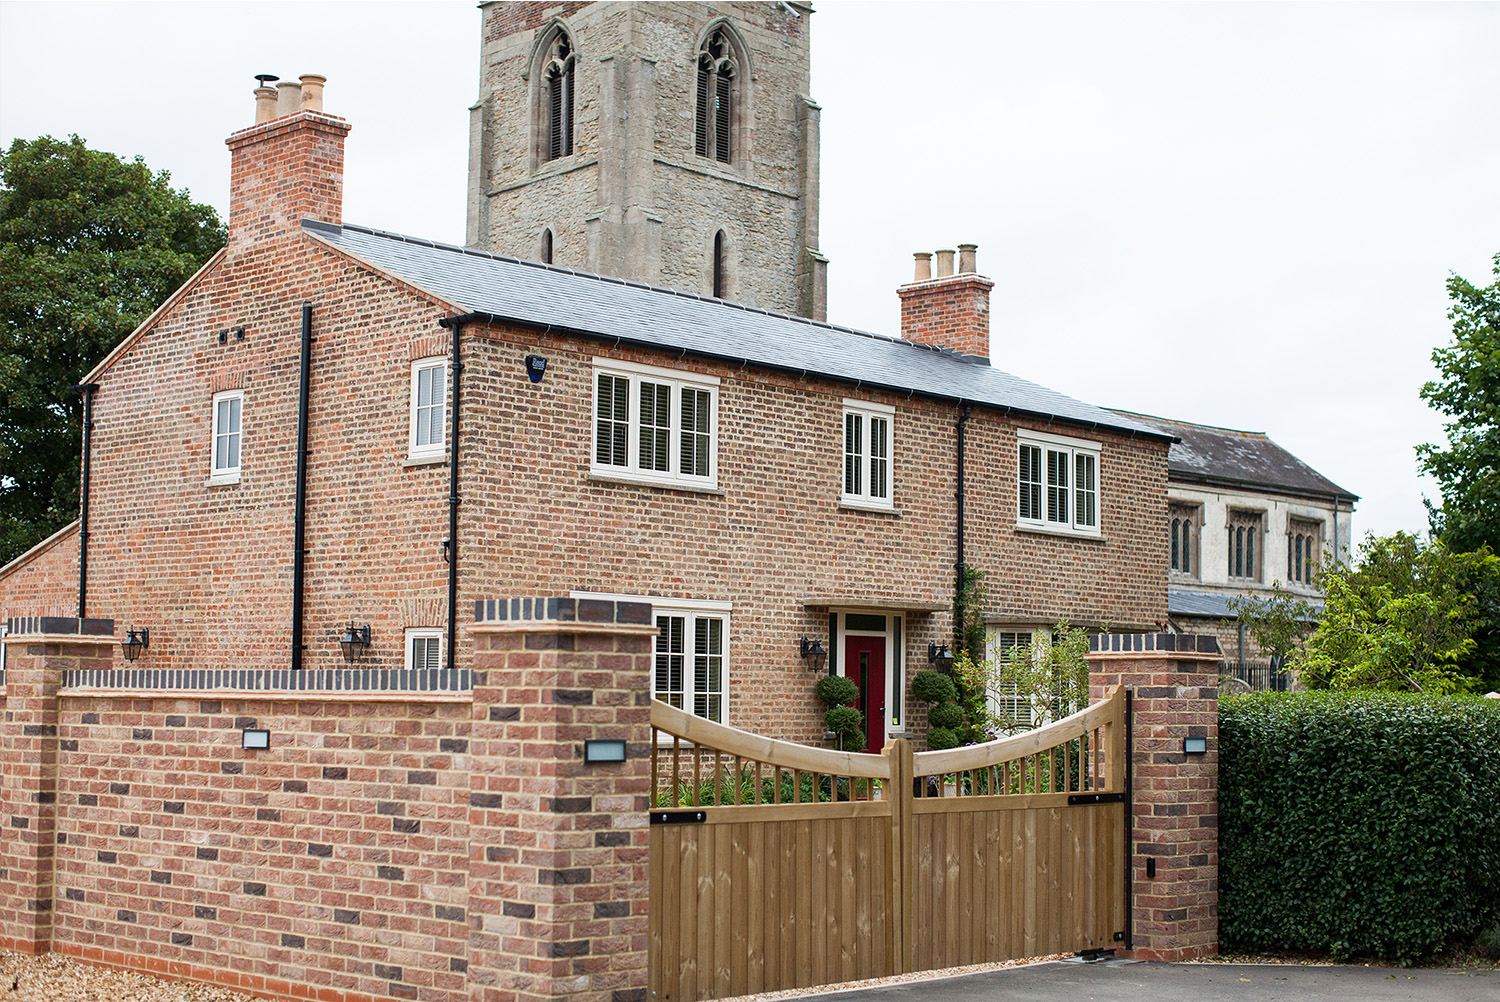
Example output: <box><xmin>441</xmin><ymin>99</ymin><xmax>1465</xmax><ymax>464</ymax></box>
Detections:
<box><xmin>1110</xmin><ymin>410</ymin><xmax>1357</xmax><ymax>502</ymax></box>
<box><xmin>1169</xmin><ymin>587</ymin><xmax>1322</xmax><ymax>621</ymax></box>
<box><xmin>305</xmin><ymin>220</ymin><xmax>1170</xmax><ymax>441</ymax></box>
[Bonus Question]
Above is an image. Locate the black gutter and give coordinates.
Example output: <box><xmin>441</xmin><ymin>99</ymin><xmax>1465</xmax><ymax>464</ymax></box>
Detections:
<box><xmin>291</xmin><ymin>304</ymin><xmax>313</xmax><ymax>671</ymax></box>
<box><xmin>437</xmin><ymin>314</ymin><xmax>469</xmax><ymax>672</ymax></box>
<box><xmin>411</xmin><ymin>310</ymin><xmax>1174</xmax><ymax>446</ymax></box>
<box><xmin>72</xmin><ymin>382</ymin><xmax>99</xmax><ymax>618</ymax></box>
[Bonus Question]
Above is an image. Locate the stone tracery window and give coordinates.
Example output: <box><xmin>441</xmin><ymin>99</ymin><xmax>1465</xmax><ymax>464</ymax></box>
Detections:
<box><xmin>540</xmin><ymin>30</ymin><xmax>575</xmax><ymax>162</ymax></box>
<box><xmin>696</xmin><ymin>28</ymin><xmax>736</xmax><ymax>163</ymax></box>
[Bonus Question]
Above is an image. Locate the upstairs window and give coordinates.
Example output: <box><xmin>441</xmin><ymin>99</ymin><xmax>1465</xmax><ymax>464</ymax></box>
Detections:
<box><xmin>695</xmin><ymin>28</ymin><xmax>736</xmax><ymax>163</ymax></box>
<box><xmin>842</xmin><ymin>400</ymin><xmax>894</xmax><ymax>510</ymax></box>
<box><xmin>409</xmin><ymin>359</ymin><xmax>447</xmax><ymax>460</ymax></box>
<box><xmin>1016</xmin><ymin>430</ymin><xmax>1100</xmax><ymax>535</ymax></box>
<box><xmin>592</xmin><ymin>360</ymin><xmax>719</xmax><ymax>489</ymax></box>
<box><xmin>1169</xmin><ymin>503</ymin><xmax>1199</xmax><ymax>577</ymax></box>
<box><xmin>209</xmin><ymin>389</ymin><xmax>243</xmax><ymax>485</ymax></box>
<box><xmin>1228</xmin><ymin>510</ymin><xmax>1263</xmax><ymax>581</ymax></box>
<box><xmin>1287</xmin><ymin>519</ymin><xmax>1321</xmax><ymax>585</ymax></box>
<box><xmin>541</xmin><ymin>31</ymin><xmax>575</xmax><ymax>161</ymax></box>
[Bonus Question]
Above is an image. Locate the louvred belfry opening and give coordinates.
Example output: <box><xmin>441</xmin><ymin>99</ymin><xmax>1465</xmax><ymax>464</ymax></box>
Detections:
<box><xmin>696</xmin><ymin>29</ymin><xmax>735</xmax><ymax>163</ymax></box>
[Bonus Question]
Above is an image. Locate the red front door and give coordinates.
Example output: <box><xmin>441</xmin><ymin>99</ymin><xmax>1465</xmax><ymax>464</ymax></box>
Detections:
<box><xmin>844</xmin><ymin>635</ymin><xmax>887</xmax><ymax>753</ymax></box>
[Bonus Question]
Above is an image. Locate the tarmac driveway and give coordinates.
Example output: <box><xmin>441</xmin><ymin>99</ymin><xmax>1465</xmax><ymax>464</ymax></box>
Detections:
<box><xmin>817</xmin><ymin>958</ymin><xmax>1498</xmax><ymax>1002</ymax></box>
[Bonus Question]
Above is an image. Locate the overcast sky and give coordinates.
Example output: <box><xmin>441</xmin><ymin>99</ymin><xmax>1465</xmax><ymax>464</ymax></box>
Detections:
<box><xmin>3</xmin><ymin>1</ymin><xmax>1497</xmax><ymax>542</ymax></box>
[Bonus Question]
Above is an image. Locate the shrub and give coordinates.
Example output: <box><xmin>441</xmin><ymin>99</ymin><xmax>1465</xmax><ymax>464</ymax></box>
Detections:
<box><xmin>1219</xmin><ymin>691</ymin><xmax>1500</xmax><ymax>964</ymax></box>
<box><xmin>926</xmin><ymin>726</ymin><xmax>961</xmax><ymax>750</ymax></box>
<box><xmin>815</xmin><ymin>674</ymin><xmax>859</xmax><ymax>708</ymax></box>
<box><xmin>928</xmin><ymin>702</ymin><xmax>965</xmax><ymax>730</ymax></box>
<box><xmin>911</xmin><ymin>669</ymin><xmax>957</xmax><ymax>706</ymax></box>
<box><xmin>824</xmin><ymin>705</ymin><xmax>864</xmax><ymax>749</ymax></box>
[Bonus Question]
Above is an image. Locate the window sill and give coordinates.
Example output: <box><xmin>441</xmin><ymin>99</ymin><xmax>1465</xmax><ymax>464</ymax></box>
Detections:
<box><xmin>839</xmin><ymin>499</ymin><xmax>899</xmax><ymax>516</ymax></box>
<box><xmin>1013</xmin><ymin>521</ymin><xmax>1105</xmax><ymax>542</ymax></box>
<box><xmin>205</xmin><ymin>473</ymin><xmax>241</xmax><ymax>488</ymax></box>
<box><xmin>403</xmin><ymin>454</ymin><xmax>448</xmax><ymax>469</ymax></box>
<box><xmin>587</xmin><ymin>471</ymin><xmax>725</xmax><ymax>497</ymax></box>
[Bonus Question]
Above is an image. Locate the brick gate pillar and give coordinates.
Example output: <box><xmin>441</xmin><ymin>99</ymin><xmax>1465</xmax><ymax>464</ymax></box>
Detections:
<box><xmin>0</xmin><ymin>617</ymin><xmax>114</xmax><ymax>953</ymax></box>
<box><xmin>466</xmin><ymin>598</ymin><xmax>655</xmax><ymax>1002</ymax></box>
<box><xmin>1088</xmin><ymin>633</ymin><xmax>1221</xmax><ymax>962</ymax></box>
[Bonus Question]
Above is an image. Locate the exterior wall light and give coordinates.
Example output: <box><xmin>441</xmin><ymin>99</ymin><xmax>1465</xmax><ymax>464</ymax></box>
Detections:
<box><xmin>121</xmin><ymin>627</ymin><xmax>149</xmax><ymax>662</ymax></box>
<box><xmin>242</xmin><ymin>728</ymin><xmax>271</xmax><ymax>750</ymax></box>
<box><xmin>339</xmin><ymin>623</ymin><xmax>371</xmax><ymax>662</ymax></box>
<box><xmin>800</xmin><ymin>636</ymin><xmax>827</xmax><ymax>671</ymax></box>
<box><xmin>584</xmin><ymin>739</ymin><xmax>627</xmax><ymax>764</ymax></box>
<box><xmin>1183</xmin><ymin>736</ymin><xmax>1208</xmax><ymax>755</ymax></box>
<box><xmin>928</xmin><ymin>642</ymin><xmax>954</xmax><ymax>672</ymax></box>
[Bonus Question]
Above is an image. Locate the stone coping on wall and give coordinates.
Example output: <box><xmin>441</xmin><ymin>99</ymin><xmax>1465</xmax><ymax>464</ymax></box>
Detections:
<box><xmin>58</xmin><ymin>665</ymin><xmax>473</xmax><ymax>699</ymax></box>
<box><xmin>471</xmin><ymin>595</ymin><xmax>658</xmax><ymax>634</ymax></box>
<box><xmin>1088</xmin><ymin>632</ymin><xmax>1221</xmax><ymax>659</ymax></box>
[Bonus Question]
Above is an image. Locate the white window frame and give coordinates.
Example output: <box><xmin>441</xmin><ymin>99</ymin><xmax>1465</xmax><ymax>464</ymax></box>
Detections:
<box><xmin>590</xmin><ymin>359</ymin><xmax>720</xmax><ymax>490</ymax></box>
<box><xmin>841</xmin><ymin>399</ymin><xmax>895</xmax><ymax>511</ymax></box>
<box><xmin>408</xmin><ymin>358</ymin><xmax>448</xmax><ymax>461</ymax></box>
<box><xmin>986</xmin><ymin>628</ymin><xmax>1043</xmax><ymax>732</ymax></box>
<box><xmin>1015</xmin><ymin>429</ymin><xmax>1101</xmax><ymax>536</ymax></box>
<box><xmin>404</xmin><ymin>628</ymin><xmax>444</xmax><ymax>672</ymax></box>
<box><xmin>208</xmin><ymin>389</ymin><xmax>244</xmax><ymax>486</ymax></box>
<box><xmin>572</xmin><ymin>591</ymin><xmax>731</xmax><ymax>724</ymax></box>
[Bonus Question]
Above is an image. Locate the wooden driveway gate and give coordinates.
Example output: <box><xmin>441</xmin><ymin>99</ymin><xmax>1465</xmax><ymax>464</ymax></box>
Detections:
<box><xmin>647</xmin><ymin>686</ymin><xmax>1129</xmax><ymax>1002</ymax></box>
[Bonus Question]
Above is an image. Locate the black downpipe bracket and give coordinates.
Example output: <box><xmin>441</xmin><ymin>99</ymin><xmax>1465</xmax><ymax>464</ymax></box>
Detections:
<box><xmin>438</xmin><ymin>316</ymin><xmax>465</xmax><ymax>672</ymax></box>
<box><xmin>291</xmin><ymin>304</ymin><xmax>313</xmax><ymax>671</ymax></box>
<box><xmin>74</xmin><ymin>382</ymin><xmax>99</xmax><ymax>618</ymax></box>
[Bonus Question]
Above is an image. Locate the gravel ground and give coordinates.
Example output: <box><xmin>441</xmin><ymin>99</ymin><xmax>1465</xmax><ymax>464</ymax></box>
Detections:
<box><xmin>0</xmin><ymin>952</ymin><xmax>257</xmax><ymax>1002</ymax></box>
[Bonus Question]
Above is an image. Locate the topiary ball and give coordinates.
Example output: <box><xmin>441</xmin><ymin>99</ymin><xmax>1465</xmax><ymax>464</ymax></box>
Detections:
<box><xmin>928</xmin><ymin>701</ymin><xmax>966</xmax><ymax>730</ymax></box>
<box><xmin>912</xmin><ymin>669</ymin><xmax>958</xmax><ymax>706</ymax></box>
<box><xmin>926</xmin><ymin>726</ymin><xmax>961</xmax><ymax>750</ymax></box>
<box><xmin>815</xmin><ymin>674</ymin><xmax>860</xmax><ymax>708</ymax></box>
<box><xmin>824</xmin><ymin>705</ymin><xmax>864</xmax><ymax>742</ymax></box>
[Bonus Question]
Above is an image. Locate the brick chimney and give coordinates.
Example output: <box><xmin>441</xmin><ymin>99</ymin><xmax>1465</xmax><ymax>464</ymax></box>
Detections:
<box><xmin>225</xmin><ymin>74</ymin><xmax>350</xmax><ymax>251</ymax></box>
<box><xmin>897</xmin><ymin>242</ymin><xmax>994</xmax><ymax>360</ymax></box>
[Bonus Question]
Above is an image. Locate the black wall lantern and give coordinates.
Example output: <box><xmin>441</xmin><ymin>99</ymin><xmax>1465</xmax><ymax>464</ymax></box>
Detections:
<box><xmin>928</xmin><ymin>641</ymin><xmax>954</xmax><ymax>672</ymax></box>
<box><xmin>799</xmin><ymin>636</ymin><xmax>827</xmax><ymax>672</ymax></box>
<box><xmin>121</xmin><ymin>626</ymin><xmax>149</xmax><ymax>662</ymax></box>
<box><xmin>339</xmin><ymin>622</ymin><xmax>371</xmax><ymax>662</ymax></box>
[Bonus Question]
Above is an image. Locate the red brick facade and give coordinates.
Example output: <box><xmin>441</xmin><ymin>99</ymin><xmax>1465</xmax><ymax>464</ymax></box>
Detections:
<box><xmin>0</xmin><ymin>521</ymin><xmax>79</xmax><ymax>623</ymax></box>
<box><xmin>897</xmin><ymin>275</ymin><xmax>995</xmax><ymax>359</ymax></box>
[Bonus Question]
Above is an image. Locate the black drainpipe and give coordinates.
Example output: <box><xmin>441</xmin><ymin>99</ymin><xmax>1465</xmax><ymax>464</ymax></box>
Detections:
<box><xmin>955</xmin><ymin>402</ymin><xmax>971</xmax><ymax>584</ymax></box>
<box><xmin>437</xmin><ymin>315</ymin><xmax>467</xmax><ymax>672</ymax></box>
<box><xmin>73</xmin><ymin>382</ymin><xmax>99</xmax><ymax>618</ymax></box>
<box><xmin>291</xmin><ymin>303</ymin><xmax>313</xmax><ymax>671</ymax></box>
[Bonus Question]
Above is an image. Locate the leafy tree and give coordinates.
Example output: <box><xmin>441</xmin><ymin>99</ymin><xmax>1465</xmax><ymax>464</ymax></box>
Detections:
<box><xmin>955</xmin><ymin>623</ymin><xmax>1091</xmax><ymax>736</ymax></box>
<box><xmin>1418</xmin><ymin>252</ymin><xmax>1500</xmax><ymax>556</ymax></box>
<box><xmin>1296</xmin><ymin>532</ymin><xmax>1498</xmax><ymax>694</ymax></box>
<box><xmin>0</xmin><ymin>135</ymin><xmax>224</xmax><ymax>564</ymax></box>
<box><xmin>1228</xmin><ymin>582</ymin><xmax>1319</xmax><ymax>678</ymax></box>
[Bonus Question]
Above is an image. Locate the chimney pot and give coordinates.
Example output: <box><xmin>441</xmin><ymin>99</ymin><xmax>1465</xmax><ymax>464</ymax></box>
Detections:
<box><xmin>958</xmin><ymin>243</ymin><xmax>977</xmax><ymax>275</ymax></box>
<box><xmin>913</xmin><ymin>252</ymin><xmax>932</xmax><ymax>282</ymax></box>
<box><xmin>298</xmin><ymin>74</ymin><xmax>327</xmax><ymax>113</ymax></box>
<box><xmin>935</xmin><ymin>249</ymin><xmax>955</xmax><ymax>278</ymax></box>
<box><xmin>276</xmin><ymin>80</ymin><xmax>301</xmax><ymax>118</ymax></box>
<box><xmin>254</xmin><ymin>86</ymin><xmax>277</xmax><ymax>125</ymax></box>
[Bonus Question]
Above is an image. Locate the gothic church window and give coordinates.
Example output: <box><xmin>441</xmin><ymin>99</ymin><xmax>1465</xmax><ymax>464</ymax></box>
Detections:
<box><xmin>1227</xmin><ymin>510</ymin><xmax>1262</xmax><ymax>581</ymax></box>
<box><xmin>540</xmin><ymin>30</ymin><xmax>575</xmax><ymax>162</ymax></box>
<box><xmin>696</xmin><ymin>28</ymin><xmax>736</xmax><ymax>163</ymax></box>
<box><xmin>1169</xmin><ymin>503</ymin><xmax>1199</xmax><ymax>577</ymax></box>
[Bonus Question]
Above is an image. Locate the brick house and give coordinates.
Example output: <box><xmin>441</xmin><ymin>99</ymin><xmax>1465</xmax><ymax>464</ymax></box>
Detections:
<box><xmin>1</xmin><ymin>77</ymin><xmax>1171</xmax><ymax>751</ymax></box>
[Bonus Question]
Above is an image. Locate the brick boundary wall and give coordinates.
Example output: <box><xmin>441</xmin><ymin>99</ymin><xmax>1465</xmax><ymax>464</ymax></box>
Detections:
<box><xmin>1088</xmin><ymin>632</ymin><xmax>1221</xmax><ymax>962</ymax></box>
<box><xmin>0</xmin><ymin>604</ymin><xmax>654</xmax><ymax>1002</ymax></box>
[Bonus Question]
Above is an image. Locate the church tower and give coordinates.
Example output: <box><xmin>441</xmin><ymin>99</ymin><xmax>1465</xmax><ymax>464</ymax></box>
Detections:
<box><xmin>465</xmin><ymin>1</ymin><xmax>827</xmax><ymax>320</ymax></box>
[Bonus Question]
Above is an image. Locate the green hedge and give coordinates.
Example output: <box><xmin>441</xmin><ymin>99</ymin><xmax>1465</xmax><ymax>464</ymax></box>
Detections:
<box><xmin>1219</xmin><ymin>692</ymin><xmax>1500</xmax><ymax>963</ymax></box>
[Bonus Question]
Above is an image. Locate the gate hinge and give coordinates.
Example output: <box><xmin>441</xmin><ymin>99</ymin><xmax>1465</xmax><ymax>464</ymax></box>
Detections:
<box><xmin>650</xmin><ymin>810</ymin><xmax>707</xmax><ymax>825</ymax></box>
<box><xmin>1068</xmin><ymin>792</ymin><xmax>1125</xmax><ymax>805</ymax></box>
